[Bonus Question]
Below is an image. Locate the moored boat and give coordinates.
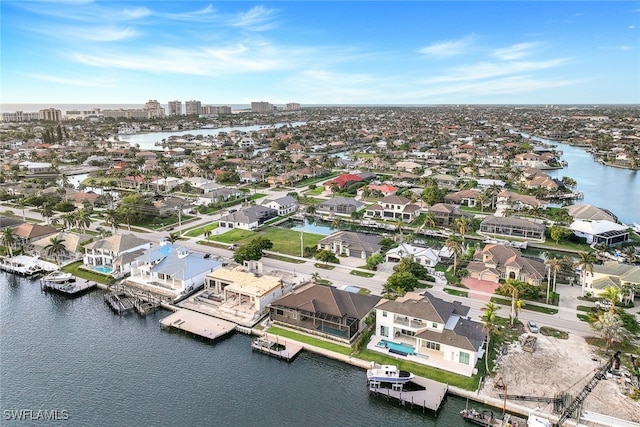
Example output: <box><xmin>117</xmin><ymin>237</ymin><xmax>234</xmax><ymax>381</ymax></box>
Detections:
<box><xmin>366</xmin><ymin>364</ymin><xmax>415</xmax><ymax>384</ymax></box>
<box><xmin>42</xmin><ymin>271</ymin><xmax>73</xmax><ymax>283</ymax></box>
<box><xmin>461</xmin><ymin>408</ymin><xmax>527</xmax><ymax>427</ymax></box>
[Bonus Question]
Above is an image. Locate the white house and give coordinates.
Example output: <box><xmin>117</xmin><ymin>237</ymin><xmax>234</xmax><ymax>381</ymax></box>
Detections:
<box><xmin>261</xmin><ymin>195</ymin><xmax>298</xmax><ymax>216</ymax></box>
<box><xmin>569</xmin><ymin>219</ymin><xmax>629</xmax><ymax>246</ymax></box>
<box><xmin>128</xmin><ymin>242</ymin><xmax>223</xmax><ymax>299</ymax></box>
<box><xmin>83</xmin><ymin>234</ymin><xmax>152</xmax><ymax>274</ymax></box>
<box><xmin>385</xmin><ymin>243</ymin><xmax>448</xmax><ymax>268</ymax></box>
<box><xmin>372</xmin><ymin>292</ymin><xmax>486</xmax><ymax>377</ymax></box>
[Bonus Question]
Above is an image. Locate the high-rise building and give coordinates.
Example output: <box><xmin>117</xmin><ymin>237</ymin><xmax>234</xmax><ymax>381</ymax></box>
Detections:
<box><xmin>216</xmin><ymin>106</ymin><xmax>232</xmax><ymax>115</ymax></box>
<box><xmin>185</xmin><ymin>100</ymin><xmax>202</xmax><ymax>116</ymax></box>
<box><xmin>168</xmin><ymin>100</ymin><xmax>182</xmax><ymax>116</ymax></box>
<box><xmin>39</xmin><ymin>108</ymin><xmax>62</xmax><ymax>121</ymax></box>
<box><xmin>0</xmin><ymin>111</ymin><xmax>40</xmax><ymax>122</ymax></box>
<box><xmin>143</xmin><ymin>99</ymin><xmax>165</xmax><ymax>117</ymax></box>
<box><xmin>251</xmin><ymin>101</ymin><xmax>275</xmax><ymax>113</ymax></box>
<box><xmin>286</xmin><ymin>103</ymin><xmax>301</xmax><ymax>111</ymax></box>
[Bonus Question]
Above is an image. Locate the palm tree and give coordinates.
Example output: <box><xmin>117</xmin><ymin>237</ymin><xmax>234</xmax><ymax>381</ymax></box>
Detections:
<box><xmin>311</xmin><ymin>272</ymin><xmax>321</xmax><ymax>283</ymax></box>
<box><xmin>14</xmin><ymin>199</ymin><xmax>27</xmax><ymax>221</ymax></box>
<box><xmin>1</xmin><ymin>227</ymin><xmax>17</xmax><ymax>257</ymax></box>
<box><xmin>103</xmin><ymin>209</ymin><xmax>120</xmax><ymax>234</ymax></box>
<box><xmin>453</xmin><ymin>216</ymin><xmax>471</xmax><ymax>244</ymax></box>
<box><xmin>592</xmin><ymin>311</ymin><xmax>625</xmax><ymax>351</ymax></box>
<box><xmin>75</xmin><ymin>209</ymin><xmax>92</xmax><ymax>233</ymax></box>
<box><xmin>62</xmin><ymin>212</ymin><xmax>76</xmax><ymax>231</ymax></box>
<box><xmin>167</xmin><ymin>232</ymin><xmax>180</xmax><ymax>243</ymax></box>
<box><xmin>445</xmin><ymin>234</ymin><xmax>463</xmax><ymax>275</ymax></box>
<box><xmin>599</xmin><ymin>286</ymin><xmax>620</xmax><ymax>313</ymax></box>
<box><xmin>575</xmin><ymin>251</ymin><xmax>597</xmax><ymax>288</ymax></box>
<box><xmin>44</xmin><ymin>236</ymin><xmax>66</xmax><ymax>265</ymax></box>
<box><xmin>502</xmin><ymin>279</ymin><xmax>522</xmax><ymax>326</ymax></box>
<box><xmin>545</xmin><ymin>257</ymin><xmax>562</xmax><ymax>303</ymax></box>
<box><xmin>422</xmin><ymin>212</ymin><xmax>437</xmax><ymax>230</ymax></box>
<box><xmin>39</xmin><ymin>203</ymin><xmax>53</xmax><ymax>225</ymax></box>
<box><xmin>480</xmin><ymin>302</ymin><xmax>500</xmax><ymax>374</ymax></box>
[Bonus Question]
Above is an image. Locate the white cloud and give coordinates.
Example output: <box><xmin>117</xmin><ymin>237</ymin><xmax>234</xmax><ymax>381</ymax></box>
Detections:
<box><xmin>229</xmin><ymin>6</ymin><xmax>278</xmax><ymax>31</ymax></box>
<box><xmin>491</xmin><ymin>42</ymin><xmax>539</xmax><ymax>60</ymax></box>
<box><xmin>629</xmin><ymin>25</ymin><xmax>636</xmax><ymax>29</ymax></box>
<box><xmin>24</xmin><ymin>73</ymin><xmax>113</xmax><ymax>87</ymax></box>
<box><xmin>121</xmin><ymin>7</ymin><xmax>152</xmax><ymax>20</ymax></box>
<box><xmin>419</xmin><ymin>35</ymin><xmax>475</xmax><ymax>58</ymax></box>
<box><xmin>619</xmin><ymin>46</ymin><xmax>632</xmax><ymax>51</ymax></box>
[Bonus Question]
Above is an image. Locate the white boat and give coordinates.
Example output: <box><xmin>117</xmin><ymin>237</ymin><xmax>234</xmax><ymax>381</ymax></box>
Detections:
<box><xmin>42</xmin><ymin>271</ymin><xmax>73</xmax><ymax>283</ymax></box>
<box><xmin>366</xmin><ymin>364</ymin><xmax>415</xmax><ymax>384</ymax></box>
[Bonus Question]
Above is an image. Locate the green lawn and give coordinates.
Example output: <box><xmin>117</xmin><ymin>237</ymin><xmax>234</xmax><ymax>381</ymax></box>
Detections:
<box><xmin>491</xmin><ymin>297</ymin><xmax>559</xmax><ymax>315</ymax></box>
<box><xmin>267</xmin><ymin>326</ymin><xmax>352</xmax><ymax>355</ymax></box>
<box><xmin>211</xmin><ymin>227</ymin><xmax>324</xmax><ymax>256</ymax></box>
<box><xmin>444</xmin><ymin>288</ymin><xmax>469</xmax><ymax>297</ymax></box>
<box><xmin>62</xmin><ymin>261</ymin><xmax>113</xmax><ymax>284</ymax></box>
<box><xmin>184</xmin><ymin>222</ymin><xmax>219</xmax><ymax>238</ymax></box>
<box><xmin>350</xmin><ymin>270</ymin><xmax>375</xmax><ymax>278</ymax></box>
<box><xmin>303</xmin><ymin>187</ymin><xmax>325</xmax><ymax>196</ymax></box>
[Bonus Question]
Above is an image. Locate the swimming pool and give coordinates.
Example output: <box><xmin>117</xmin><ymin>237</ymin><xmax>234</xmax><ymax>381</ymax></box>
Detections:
<box><xmin>378</xmin><ymin>339</ymin><xmax>416</xmax><ymax>356</ymax></box>
<box><xmin>93</xmin><ymin>265</ymin><xmax>113</xmax><ymax>274</ymax></box>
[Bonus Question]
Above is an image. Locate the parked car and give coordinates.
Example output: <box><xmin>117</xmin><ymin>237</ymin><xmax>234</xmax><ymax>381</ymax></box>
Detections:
<box><xmin>595</xmin><ymin>300</ymin><xmax>612</xmax><ymax>310</ymax></box>
<box><xmin>527</xmin><ymin>320</ymin><xmax>539</xmax><ymax>333</ymax></box>
<box><xmin>228</xmin><ymin>243</ymin><xmax>239</xmax><ymax>251</ymax></box>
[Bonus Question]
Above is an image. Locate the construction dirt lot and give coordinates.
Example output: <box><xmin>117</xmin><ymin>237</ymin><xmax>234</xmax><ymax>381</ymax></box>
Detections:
<box><xmin>481</xmin><ymin>332</ymin><xmax>640</xmax><ymax>425</ymax></box>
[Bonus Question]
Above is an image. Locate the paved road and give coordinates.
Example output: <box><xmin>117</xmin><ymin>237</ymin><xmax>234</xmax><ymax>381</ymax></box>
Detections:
<box><xmin>0</xmin><ymin>197</ymin><xmax>598</xmax><ymax>338</ymax></box>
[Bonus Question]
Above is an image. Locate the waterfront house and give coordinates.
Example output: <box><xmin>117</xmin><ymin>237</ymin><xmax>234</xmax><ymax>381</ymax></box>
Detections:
<box><xmin>268</xmin><ymin>282</ymin><xmax>381</xmax><ymax>344</ymax></box>
<box><xmin>496</xmin><ymin>191</ymin><xmax>547</xmax><ymax>211</ymax></box>
<box><xmin>14</xmin><ymin>223</ymin><xmax>58</xmax><ymax>251</ymax></box>
<box><xmin>357</xmin><ymin>184</ymin><xmax>399</xmax><ymax>198</ymax></box>
<box><xmin>317</xmin><ymin>231</ymin><xmax>382</xmax><ymax>259</ymax></box>
<box><xmin>323</xmin><ymin>173</ymin><xmax>365</xmax><ymax>190</ymax></box>
<box><xmin>429</xmin><ymin>174</ymin><xmax>459</xmax><ymax>190</ymax></box>
<box><xmin>218</xmin><ymin>206</ymin><xmax>278</xmax><ymax>231</ymax></box>
<box><xmin>128</xmin><ymin>242</ymin><xmax>222</xmax><ymax>299</ymax></box>
<box><xmin>569</xmin><ymin>219</ymin><xmax>629</xmax><ymax>246</ymax></box>
<box><xmin>261</xmin><ymin>195</ymin><xmax>298</xmax><ymax>216</ymax></box>
<box><xmin>426</xmin><ymin>203</ymin><xmax>474</xmax><ymax>227</ymax></box>
<box><xmin>372</xmin><ymin>291</ymin><xmax>485</xmax><ymax>377</ymax></box>
<box><xmin>202</xmin><ymin>266</ymin><xmax>292</xmax><ymax>323</ymax></box>
<box><xmin>479</xmin><ymin>216</ymin><xmax>545</xmax><ymax>241</ymax></box>
<box><xmin>83</xmin><ymin>234</ymin><xmax>152</xmax><ymax>274</ymax></box>
<box><xmin>466</xmin><ymin>244</ymin><xmax>546</xmax><ymax>285</ymax></box>
<box><xmin>19</xmin><ymin>161</ymin><xmax>55</xmax><ymax>175</ymax></box>
<box><xmin>364</xmin><ymin>195</ymin><xmax>421</xmax><ymax>222</ymax></box>
<box><xmin>583</xmin><ymin>261</ymin><xmax>640</xmax><ymax>303</ymax></box>
<box><xmin>565</xmin><ymin>204</ymin><xmax>618</xmax><ymax>223</ymax></box>
<box><xmin>315</xmin><ymin>196</ymin><xmax>365</xmax><ymax>217</ymax></box>
<box><xmin>32</xmin><ymin>232</ymin><xmax>90</xmax><ymax>263</ymax></box>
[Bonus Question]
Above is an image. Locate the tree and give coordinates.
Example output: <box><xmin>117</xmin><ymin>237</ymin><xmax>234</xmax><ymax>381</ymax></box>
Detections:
<box><xmin>39</xmin><ymin>203</ymin><xmax>53</xmax><ymax>225</ymax></box>
<box><xmin>549</xmin><ymin>225</ymin><xmax>571</xmax><ymax>244</ymax></box>
<box><xmin>599</xmin><ymin>286</ymin><xmax>620</xmax><ymax>313</ymax></box>
<box><xmin>545</xmin><ymin>257</ymin><xmax>561</xmax><ymax>303</ymax></box>
<box><xmin>480</xmin><ymin>302</ymin><xmax>500</xmax><ymax>374</ymax></box>
<box><xmin>167</xmin><ymin>232</ymin><xmax>180</xmax><ymax>243</ymax></box>
<box><xmin>103</xmin><ymin>209</ymin><xmax>121</xmax><ymax>234</ymax></box>
<box><xmin>453</xmin><ymin>216</ymin><xmax>471</xmax><ymax>244</ymax></box>
<box><xmin>393</xmin><ymin>256</ymin><xmax>430</xmax><ymax>280</ymax></box>
<box><xmin>315</xmin><ymin>249</ymin><xmax>339</xmax><ymax>266</ymax></box>
<box><xmin>591</xmin><ymin>311</ymin><xmax>626</xmax><ymax>351</ymax></box>
<box><xmin>75</xmin><ymin>209</ymin><xmax>92</xmax><ymax>232</ymax></box>
<box><xmin>502</xmin><ymin>279</ymin><xmax>523</xmax><ymax>326</ymax></box>
<box><xmin>1</xmin><ymin>227</ymin><xmax>17</xmax><ymax>257</ymax></box>
<box><xmin>421</xmin><ymin>185</ymin><xmax>445</xmax><ymax>206</ymax></box>
<box><xmin>233</xmin><ymin>237</ymin><xmax>273</xmax><ymax>264</ymax></box>
<box><xmin>384</xmin><ymin>271</ymin><xmax>419</xmax><ymax>296</ymax></box>
<box><xmin>311</xmin><ymin>272</ymin><xmax>321</xmax><ymax>283</ymax></box>
<box><xmin>44</xmin><ymin>235</ymin><xmax>66</xmax><ymax>265</ymax></box>
<box><xmin>445</xmin><ymin>234</ymin><xmax>463</xmax><ymax>275</ymax></box>
<box><xmin>575</xmin><ymin>251</ymin><xmax>597</xmax><ymax>287</ymax></box>
<box><xmin>366</xmin><ymin>253</ymin><xmax>384</xmax><ymax>270</ymax></box>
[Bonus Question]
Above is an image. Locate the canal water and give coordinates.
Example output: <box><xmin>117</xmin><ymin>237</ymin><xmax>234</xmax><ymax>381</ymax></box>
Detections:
<box><xmin>0</xmin><ymin>272</ymin><xmax>481</xmax><ymax>427</ymax></box>
<box><xmin>523</xmin><ymin>135</ymin><xmax>639</xmax><ymax>225</ymax></box>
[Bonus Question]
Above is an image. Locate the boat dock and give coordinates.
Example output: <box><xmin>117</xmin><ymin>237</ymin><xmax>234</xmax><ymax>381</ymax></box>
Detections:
<box><xmin>104</xmin><ymin>290</ymin><xmax>136</xmax><ymax>315</ymax></box>
<box><xmin>250</xmin><ymin>334</ymin><xmax>304</xmax><ymax>362</ymax></box>
<box><xmin>41</xmin><ymin>277</ymin><xmax>96</xmax><ymax>297</ymax></box>
<box><xmin>368</xmin><ymin>375</ymin><xmax>448</xmax><ymax>412</ymax></box>
<box><xmin>160</xmin><ymin>309</ymin><xmax>237</xmax><ymax>341</ymax></box>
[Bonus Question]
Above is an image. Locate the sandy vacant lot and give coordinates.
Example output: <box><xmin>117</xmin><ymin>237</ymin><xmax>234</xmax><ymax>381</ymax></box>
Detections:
<box><xmin>482</xmin><ymin>333</ymin><xmax>640</xmax><ymax>424</ymax></box>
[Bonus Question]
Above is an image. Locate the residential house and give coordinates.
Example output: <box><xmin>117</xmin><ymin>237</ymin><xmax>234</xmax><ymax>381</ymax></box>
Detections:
<box><xmin>444</xmin><ymin>189</ymin><xmax>482</xmax><ymax>208</ymax></box>
<box><xmin>128</xmin><ymin>242</ymin><xmax>223</xmax><ymax>299</ymax></box>
<box><xmin>385</xmin><ymin>243</ymin><xmax>451</xmax><ymax>267</ymax></box>
<box><xmin>196</xmin><ymin>187</ymin><xmax>243</xmax><ymax>206</ymax></box>
<box><xmin>496</xmin><ymin>191</ymin><xmax>547</xmax><ymax>211</ymax></box>
<box><xmin>19</xmin><ymin>161</ymin><xmax>55</xmax><ymax>174</ymax></box>
<box><xmin>324</xmin><ymin>173</ymin><xmax>364</xmax><ymax>190</ymax></box>
<box><xmin>202</xmin><ymin>266</ymin><xmax>292</xmax><ymax>323</ymax></box>
<box><xmin>218</xmin><ymin>206</ymin><xmax>278</xmax><ymax>231</ymax></box>
<box><xmin>479</xmin><ymin>216</ymin><xmax>545</xmax><ymax>241</ymax></box>
<box><xmin>583</xmin><ymin>261</ymin><xmax>640</xmax><ymax>302</ymax></box>
<box><xmin>269</xmin><ymin>282</ymin><xmax>381</xmax><ymax>344</ymax></box>
<box><xmin>373</xmin><ymin>292</ymin><xmax>485</xmax><ymax>376</ymax></box>
<box><xmin>357</xmin><ymin>184</ymin><xmax>399</xmax><ymax>198</ymax></box>
<box><xmin>565</xmin><ymin>204</ymin><xmax>617</xmax><ymax>223</ymax></box>
<box><xmin>14</xmin><ymin>223</ymin><xmax>58</xmax><ymax>251</ymax></box>
<box><xmin>317</xmin><ymin>231</ymin><xmax>382</xmax><ymax>259</ymax></box>
<box><xmin>427</xmin><ymin>203</ymin><xmax>473</xmax><ymax>227</ymax></box>
<box><xmin>152</xmin><ymin>196</ymin><xmax>192</xmax><ymax>218</ymax></box>
<box><xmin>364</xmin><ymin>195</ymin><xmax>421</xmax><ymax>222</ymax></box>
<box><xmin>466</xmin><ymin>244</ymin><xmax>546</xmax><ymax>285</ymax></box>
<box><xmin>316</xmin><ymin>197</ymin><xmax>365</xmax><ymax>217</ymax></box>
<box><xmin>261</xmin><ymin>196</ymin><xmax>298</xmax><ymax>216</ymax></box>
<box><xmin>32</xmin><ymin>232</ymin><xmax>91</xmax><ymax>263</ymax></box>
<box><xmin>84</xmin><ymin>234</ymin><xmax>152</xmax><ymax>274</ymax></box>
<box><xmin>569</xmin><ymin>220</ymin><xmax>629</xmax><ymax>246</ymax></box>
<box><xmin>429</xmin><ymin>174</ymin><xmax>458</xmax><ymax>190</ymax></box>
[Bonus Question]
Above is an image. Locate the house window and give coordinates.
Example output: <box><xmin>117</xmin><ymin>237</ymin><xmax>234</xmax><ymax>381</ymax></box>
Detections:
<box><xmin>276</xmin><ymin>309</ymin><xmax>283</xmax><ymax>316</ymax></box>
<box><xmin>382</xmin><ymin>311</ymin><xmax>387</xmax><ymax>317</ymax></box>
<box><xmin>432</xmin><ymin>322</ymin><xmax>438</xmax><ymax>328</ymax></box>
<box><xmin>421</xmin><ymin>340</ymin><xmax>440</xmax><ymax>351</ymax></box>
<box><xmin>292</xmin><ymin>312</ymin><xmax>298</xmax><ymax>320</ymax></box>
<box><xmin>380</xmin><ymin>326</ymin><xmax>389</xmax><ymax>337</ymax></box>
<box><xmin>459</xmin><ymin>352</ymin><xmax>470</xmax><ymax>365</ymax></box>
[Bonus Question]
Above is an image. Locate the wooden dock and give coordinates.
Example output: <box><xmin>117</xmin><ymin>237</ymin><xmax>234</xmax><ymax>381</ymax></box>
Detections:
<box><xmin>41</xmin><ymin>278</ymin><xmax>96</xmax><ymax>297</ymax></box>
<box><xmin>250</xmin><ymin>335</ymin><xmax>304</xmax><ymax>362</ymax></box>
<box><xmin>368</xmin><ymin>375</ymin><xmax>448</xmax><ymax>412</ymax></box>
<box><xmin>160</xmin><ymin>309</ymin><xmax>237</xmax><ymax>341</ymax></box>
<box><xmin>104</xmin><ymin>291</ymin><xmax>135</xmax><ymax>315</ymax></box>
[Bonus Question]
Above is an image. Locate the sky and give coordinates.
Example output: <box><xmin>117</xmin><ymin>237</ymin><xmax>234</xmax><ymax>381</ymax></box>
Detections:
<box><xmin>1</xmin><ymin>1</ymin><xmax>639</xmax><ymax>105</ymax></box>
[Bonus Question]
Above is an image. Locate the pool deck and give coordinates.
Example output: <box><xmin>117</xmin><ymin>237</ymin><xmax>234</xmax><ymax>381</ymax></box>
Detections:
<box><xmin>368</xmin><ymin>375</ymin><xmax>448</xmax><ymax>412</ymax></box>
<box><xmin>160</xmin><ymin>308</ymin><xmax>237</xmax><ymax>341</ymax></box>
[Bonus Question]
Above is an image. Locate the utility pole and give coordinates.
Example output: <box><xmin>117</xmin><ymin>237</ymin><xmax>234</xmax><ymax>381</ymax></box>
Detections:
<box><xmin>300</xmin><ymin>229</ymin><xmax>304</xmax><ymax>257</ymax></box>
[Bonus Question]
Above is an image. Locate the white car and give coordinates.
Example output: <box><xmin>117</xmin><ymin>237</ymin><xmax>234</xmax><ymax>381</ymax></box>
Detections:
<box><xmin>527</xmin><ymin>320</ymin><xmax>539</xmax><ymax>333</ymax></box>
<box><xmin>595</xmin><ymin>300</ymin><xmax>612</xmax><ymax>310</ymax></box>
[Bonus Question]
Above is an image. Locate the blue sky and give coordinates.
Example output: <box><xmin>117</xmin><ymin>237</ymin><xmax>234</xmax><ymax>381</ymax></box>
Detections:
<box><xmin>1</xmin><ymin>1</ymin><xmax>639</xmax><ymax>105</ymax></box>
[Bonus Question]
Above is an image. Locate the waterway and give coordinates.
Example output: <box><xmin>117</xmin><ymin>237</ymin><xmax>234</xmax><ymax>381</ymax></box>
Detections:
<box><xmin>522</xmin><ymin>134</ymin><xmax>639</xmax><ymax>225</ymax></box>
<box><xmin>0</xmin><ymin>272</ymin><xmax>482</xmax><ymax>427</ymax></box>
<box><xmin>119</xmin><ymin>122</ymin><xmax>305</xmax><ymax>151</ymax></box>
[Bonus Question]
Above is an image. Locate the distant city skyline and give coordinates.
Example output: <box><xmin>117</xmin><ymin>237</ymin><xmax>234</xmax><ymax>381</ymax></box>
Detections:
<box><xmin>2</xmin><ymin>1</ymin><xmax>639</xmax><ymax>105</ymax></box>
